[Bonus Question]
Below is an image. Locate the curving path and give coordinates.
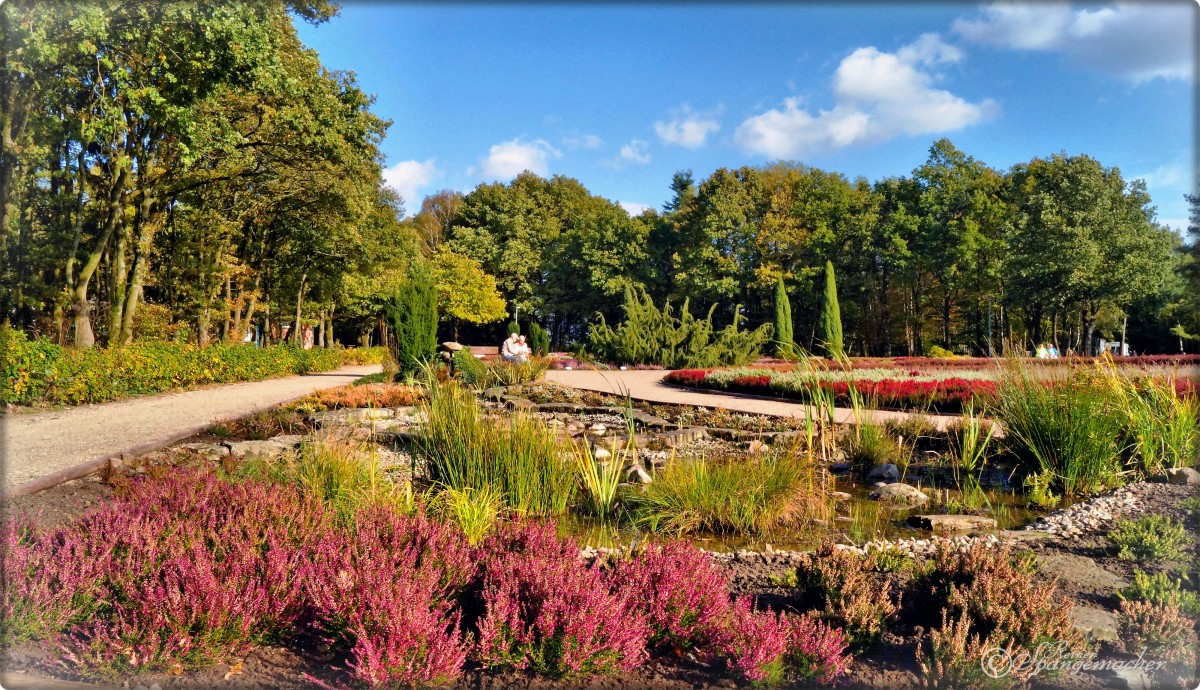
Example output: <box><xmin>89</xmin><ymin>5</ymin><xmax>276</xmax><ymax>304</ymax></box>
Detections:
<box><xmin>544</xmin><ymin>368</ymin><xmax>964</xmax><ymax>430</ymax></box>
<box><xmin>2</xmin><ymin>365</ymin><xmax>381</xmax><ymax>489</ymax></box>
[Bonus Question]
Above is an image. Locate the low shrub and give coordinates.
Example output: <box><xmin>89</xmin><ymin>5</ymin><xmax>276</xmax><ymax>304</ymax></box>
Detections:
<box><xmin>473</xmin><ymin>523</ymin><xmax>649</xmax><ymax>678</ymax></box>
<box><xmin>291</xmin><ymin>381</ymin><xmax>424</xmax><ymax>411</ymax></box>
<box><xmin>917</xmin><ymin>612</ymin><xmax>1011</xmax><ymax>690</ymax></box>
<box><xmin>793</xmin><ymin>543</ymin><xmax>899</xmax><ymax>650</ymax></box>
<box><xmin>435</xmin><ymin>486</ymin><xmax>502</xmax><ymax>546</ymax></box>
<box><xmin>1117</xmin><ymin>600</ymin><xmax>1194</xmax><ymax>661</ymax></box>
<box><xmin>1107</xmin><ymin>515</ymin><xmax>1190</xmax><ymax>561</ymax></box>
<box><xmin>1119</xmin><ymin>570</ymin><xmax>1200</xmax><ymax>615</ymax></box>
<box><xmin>0</xmin><ymin>326</ymin><xmax>379</xmax><ymax>406</ymax></box>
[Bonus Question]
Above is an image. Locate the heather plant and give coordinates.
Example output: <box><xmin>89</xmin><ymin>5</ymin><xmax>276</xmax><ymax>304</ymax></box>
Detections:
<box><xmin>51</xmin><ymin>469</ymin><xmax>331</xmax><ymax>679</ymax></box>
<box><xmin>793</xmin><ymin>543</ymin><xmax>899</xmax><ymax>650</ymax></box>
<box><xmin>418</xmin><ymin>378</ymin><xmax>574</xmax><ymax>516</ymax></box>
<box><xmin>604</xmin><ymin>540</ymin><xmax>734</xmax><ymax>653</ymax></box>
<box><xmin>473</xmin><ymin>522</ymin><xmax>650</xmax><ymax>678</ymax></box>
<box><xmin>1119</xmin><ymin>570</ymin><xmax>1200</xmax><ymax>615</ymax></box>
<box><xmin>912</xmin><ymin>543</ymin><xmax>1081</xmax><ymax>656</ymax></box>
<box><xmin>715</xmin><ymin>598</ymin><xmax>852</xmax><ymax>685</ymax></box>
<box><xmin>291</xmin><ymin>381</ymin><xmax>424</xmax><ymax>412</ymax></box>
<box><xmin>1107</xmin><ymin>515</ymin><xmax>1190</xmax><ymax>561</ymax></box>
<box><xmin>1117</xmin><ymin>600</ymin><xmax>1194</xmax><ymax>661</ymax></box>
<box><xmin>917</xmin><ymin>612</ymin><xmax>1013</xmax><ymax>690</ymax></box>
<box><xmin>303</xmin><ymin>507</ymin><xmax>474</xmax><ymax>687</ymax></box>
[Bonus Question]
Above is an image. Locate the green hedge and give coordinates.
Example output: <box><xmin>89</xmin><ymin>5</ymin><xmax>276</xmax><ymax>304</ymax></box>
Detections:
<box><xmin>0</xmin><ymin>327</ymin><xmax>386</xmax><ymax>406</ymax></box>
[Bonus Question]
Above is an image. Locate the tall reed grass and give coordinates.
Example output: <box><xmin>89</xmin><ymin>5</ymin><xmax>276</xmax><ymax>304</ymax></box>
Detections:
<box><xmin>417</xmin><ymin>378</ymin><xmax>574</xmax><ymax>516</ymax></box>
<box><xmin>630</xmin><ymin>444</ymin><xmax>832</xmax><ymax>535</ymax></box>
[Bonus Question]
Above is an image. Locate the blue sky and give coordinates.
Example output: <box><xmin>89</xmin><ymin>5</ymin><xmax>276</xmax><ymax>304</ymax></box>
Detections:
<box><xmin>295</xmin><ymin>2</ymin><xmax>1197</xmax><ymax>231</ymax></box>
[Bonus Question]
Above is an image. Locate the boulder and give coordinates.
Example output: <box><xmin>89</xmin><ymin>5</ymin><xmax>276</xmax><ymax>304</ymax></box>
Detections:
<box><xmin>627</xmin><ymin>465</ymin><xmax>652</xmax><ymax>484</ymax></box>
<box><xmin>907</xmin><ymin>514</ymin><xmax>998</xmax><ymax>533</ymax></box>
<box><xmin>1070</xmin><ymin>604</ymin><xmax>1119</xmax><ymax>642</ymax></box>
<box><xmin>588</xmin><ymin>423</ymin><xmax>607</xmax><ymax>436</ymax></box>
<box><xmin>865</xmin><ymin>463</ymin><xmax>900</xmax><ymax>484</ymax></box>
<box><xmin>223</xmin><ymin>439</ymin><xmax>291</xmax><ymax>462</ymax></box>
<box><xmin>440</xmin><ymin>341</ymin><xmax>464</xmax><ymax>352</ymax></box>
<box><xmin>178</xmin><ymin>442</ymin><xmax>229</xmax><ymax>462</ymax></box>
<box><xmin>868</xmin><ymin>483</ymin><xmax>928</xmax><ymax>508</ymax></box>
<box><xmin>831</xmin><ymin>491</ymin><xmax>852</xmax><ymax>501</ymax></box>
<box><xmin>309</xmin><ymin>408</ymin><xmax>395</xmax><ymax>427</ymax></box>
<box><xmin>1165</xmin><ymin>467</ymin><xmax>1200</xmax><ymax>486</ymax></box>
<box><xmin>591</xmin><ymin>445</ymin><xmax>612</xmax><ymax>461</ymax></box>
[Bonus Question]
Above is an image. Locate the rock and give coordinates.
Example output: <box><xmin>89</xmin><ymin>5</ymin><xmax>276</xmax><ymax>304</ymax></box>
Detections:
<box><xmin>272</xmin><ymin>434</ymin><xmax>305</xmax><ymax>448</ymax></box>
<box><xmin>591</xmin><ymin>445</ymin><xmax>612</xmax><ymax>461</ymax></box>
<box><xmin>829</xmin><ymin>462</ymin><xmax>853</xmax><ymax>474</ymax></box>
<box><xmin>907</xmin><ymin>514</ymin><xmax>998</xmax><ymax>533</ymax></box>
<box><xmin>1165</xmin><ymin>467</ymin><xmax>1200</xmax><ymax>485</ymax></box>
<box><xmin>1111</xmin><ymin>666</ymin><xmax>1153</xmax><ymax>690</ymax></box>
<box><xmin>1037</xmin><ymin>552</ymin><xmax>1128</xmax><ymax>591</ymax></box>
<box><xmin>627</xmin><ymin>465</ymin><xmax>652</xmax><ymax>484</ymax></box>
<box><xmin>868</xmin><ymin>483</ymin><xmax>929</xmax><ymax>508</ymax></box>
<box><xmin>309</xmin><ymin>408</ymin><xmax>394</xmax><ymax>427</ymax></box>
<box><xmin>504</xmin><ymin>397</ymin><xmax>536</xmax><ymax>411</ymax></box>
<box><xmin>224</xmin><ymin>439</ymin><xmax>290</xmax><ymax>462</ymax></box>
<box><xmin>547</xmin><ymin>418</ymin><xmax>565</xmax><ymax>428</ymax></box>
<box><xmin>588</xmin><ymin>423</ymin><xmax>607</xmax><ymax>436</ymax></box>
<box><xmin>865</xmin><ymin>463</ymin><xmax>900</xmax><ymax>484</ymax></box>
<box><xmin>1070</xmin><ymin>604</ymin><xmax>1120</xmax><ymax>642</ymax></box>
<box><xmin>178</xmin><ymin>442</ymin><xmax>229</xmax><ymax>461</ymax></box>
<box><xmin>440</xmin><ymin>341</ymin><xmax>463</xmax><ymax>352</ymax></box>
<box><xmin>831</xmin><ymin>491</ymin><xmax>852</xmax><ymax>501</ymax></box>
<box><xmin>482</xmin><ymin>387</ymin><xmax>508</xmax><ymax>401</ymax></box>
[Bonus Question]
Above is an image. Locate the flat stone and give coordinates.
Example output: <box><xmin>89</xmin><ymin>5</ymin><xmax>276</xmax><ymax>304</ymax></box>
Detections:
<box><xmin>309</xmin><ymin>408</ymin><xmax>395</xmax><ymax>427</ymax></box>
<box><xmin>482</xmin><ymin>387</ymin><xmax>509</xmax><ymax>401</ymax></box>
<box><xmin>1037</xmin><ymin>552</ymin><xmax>1128</xmax><ymax>591</ymax></box>
<box><xmin>223</xmin><ymin>439</ymin><xmax>290</xmax><ymax>462</ymax></box>
<box><xmin>655</xmin><ymin>427</ymin><xmax>708</xmax><ymax>447</ymax></box>
<box><xmin>831</xmin><ymin>491</ymin><xmax>852</xmax><ymax>501</ymax></box>
<box><xmin>1070</xmin><ymin>604</ymin><xmax>1120</xmax><ymax>641</ymax></box>
<box><xmin>440</xmin><ymin>341</ymin><xmax>464</xmax><ymax>352</ymax></box>
<box><xmin>272</xmin><ymin>434</ymin><xmax>305</xmax><ymax>447</ymax></box>
<box><xmin>504</xmin><ymin>397</ymin><xmax>536</xmax><ymax>411</ymax></box>
<box><xmin>178</xmin><ymin>442</ymin><xmax>229</xmax><ymax>461</ymax></box>
<box><xmin>907</xmin><ymin>514</ymin><xmax>998</xmax><ymax>533</ymax></box>
<box><xmin>868</xmin><ymin>483</ymin><xmax>928</xmax><ymax>508</ymax></box>
<box><xmin>1165</xmin><ymin>467</ymin><xmax>1200</xmax><ymax>485</ymax></box>
<box><xmin>630</xmin><ymin>411</ymin><xmax>672</xmax><ymax>429</ymax></box>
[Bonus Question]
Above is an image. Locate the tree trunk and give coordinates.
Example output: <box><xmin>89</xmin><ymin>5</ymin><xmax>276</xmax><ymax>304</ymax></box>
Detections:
<box><xmin>1120</xmin><ymin>315</ymin><xmax>1128</xmax><ymax>356</ymax></box>
<box><xmin>221</xmin><ymin>275</ymin><xmax>232</xmax><ymax>342</ymax></box>
<box><xmin>107</xmin><ymin>223</ymin><xmax>128</xmax><ymax>344</ymax></box>
<box><xmin>118</xmin><ymin>192</ymin><xmax>157</xmax><ymax>345</ymax></box>
<box><xmin>197</xmin><ymin>308</ymin><xmax>210</xmax><ymax>346</ymax></box>
<box><xmin>1082</xmin><ymin>306</ymin><xmax>1097</xmax><ymax>356</ymax></box>
<box><xmin>72</xmin><ymin>164</ymin><xmax>129</xmax><ymax>348</ymax></box>
<box><xmin>292</xmin><ymin>272</ymin><xmax>306</xmax><ymax>346</ymax></box>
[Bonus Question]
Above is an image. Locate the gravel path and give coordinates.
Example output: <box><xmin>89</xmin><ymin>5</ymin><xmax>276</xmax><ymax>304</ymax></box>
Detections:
<box><xmin>544</xmin><ymin>369</ymin><xmax>964</xmax><ymax>430</ymax></box>
<box><xmin>3</xmin><ymin>365</ymin><xmax>380</xmax><ymax>488</ymax></box>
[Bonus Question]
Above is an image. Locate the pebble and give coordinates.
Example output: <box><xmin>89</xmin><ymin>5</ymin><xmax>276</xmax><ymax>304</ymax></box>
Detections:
<box><xmin>1023</xmin><ymin>487</ymin><xmax>1140</xmax><ymax>537</ymax></box>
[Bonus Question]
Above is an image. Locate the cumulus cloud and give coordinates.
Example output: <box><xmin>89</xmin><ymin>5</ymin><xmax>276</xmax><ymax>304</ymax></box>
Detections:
<box><xmin>952</xmin><ymin>2</ymin><xmax>1194</xmax><ymax>83</ymax></box>
<box><xmin>619</xmin><ymin>201</ymin><xmax>651</xmax><ymax>216</ymax></box>
<box><xmin>654</xmin><ymin>105</ymin><xmax>721</xmax><ymax>148</ymax></box>
<box><xmin>619</xmin><ymin>139</ymin><xmax>652</xmax><ymax>165</ymax></box>
<box><xmin>735</xmin><ymin>33</ymin><xmax>996</xmax><ymax>159</ymax></box>
<box><xmin>382</xmin><ymin>159</ymin><xmax>441</xmax><ymax>215</ymax></box>
<box><xmin>480</xmin><ymin>138</ymin><xmax>561</xmax><ymax>180</ymax></box>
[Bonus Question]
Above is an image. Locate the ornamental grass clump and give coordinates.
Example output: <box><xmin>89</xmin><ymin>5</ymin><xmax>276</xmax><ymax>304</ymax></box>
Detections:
<box><xmin>630</xmin><ymin>445</ymin><xmax>831</xmax><ymax>535</ymax></box>
<box><xmin>418</xmin><ymin>378</ymin><xmax>574</xmax><ymax>516</ymax></box>
<box><xmin>303</xmin><ymin>507</ymin><xmax>474</xmax><ymax>687</ymax></box>
<box><xmin>472</xmin><ymin>522</ymin><xmax>650</xmax><ymax>678</ymax></box>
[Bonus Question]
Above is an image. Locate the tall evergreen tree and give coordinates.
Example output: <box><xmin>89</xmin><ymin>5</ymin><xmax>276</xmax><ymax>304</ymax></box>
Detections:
<box><xmin>773</xmin><ymin>275</ymin><xmax>793</xmax><ymax>356</ymax></box>
<box><xmin>389</xmin><ymin>269</ymin><xmax>438</xmax><ymax>375</ymax></box>
<box><xmin>819</xmin><ymin>260</ymin><xmax>844</xmax><ymax>358</ymax></box>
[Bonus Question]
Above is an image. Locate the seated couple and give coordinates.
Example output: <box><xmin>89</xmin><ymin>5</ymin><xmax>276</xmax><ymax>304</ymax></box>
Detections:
<box><xmin>501</xmin><ymin>333</ymin><xmax>532</xmax><ymax>362</ymax></box>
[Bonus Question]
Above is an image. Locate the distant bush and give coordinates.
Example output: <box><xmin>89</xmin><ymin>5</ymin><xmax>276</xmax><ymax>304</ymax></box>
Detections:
<box><xmin>588</xmin><ymin>285</ymin><xmax>770</xmax><ymax>368</ymax></box>
<box><xmin>0</xmin><ymin>326</ymin><xmax>379</xmax><ymax>406</ymax></box>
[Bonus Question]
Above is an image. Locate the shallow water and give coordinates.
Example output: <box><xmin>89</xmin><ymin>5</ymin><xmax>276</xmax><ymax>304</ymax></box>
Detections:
<box><xmin>557</xmin><ymin>475</ymin><xmax>1061</xmax><ymax>553</ymax></box>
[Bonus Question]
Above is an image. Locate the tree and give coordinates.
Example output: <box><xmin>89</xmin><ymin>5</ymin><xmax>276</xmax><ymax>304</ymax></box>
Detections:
<box><xmin>819</xmin><ymin>260</ymin><xmax>843</xmax><ymax>358</ymax></box>
<box><xmin>430</xmin><ymin>247</ymin><xmax>506</xmax><ymax>339</ymax></box>
<box><xmin>389</xmin><ymin>269</ymin><xmax>438</xmax><ymax>375</ymax></box>
<box><xmin>772</xmin><ymin>275</ymin><xmax>793</xmax><ymax>356</ymax></box>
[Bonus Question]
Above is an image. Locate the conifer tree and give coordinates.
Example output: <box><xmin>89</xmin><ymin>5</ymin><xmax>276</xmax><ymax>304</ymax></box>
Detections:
<box><xmin>818</xmin><ymin>260</ymin><xmax>844</xmax><ymax>358</ymax></box>
<box><xmin>389</xmin><ymin>269</ymin><xmax>438</xmax><ymax>375</ymax></box>
<box><xmin>773</xmin><ymin>275</ymin><xmax>793</xmax><ymax>356</ymax></box>
<box><xmin>528</xmin><ymin>322</ymin><xmax>550</xmax><ymax>355</ymax></box>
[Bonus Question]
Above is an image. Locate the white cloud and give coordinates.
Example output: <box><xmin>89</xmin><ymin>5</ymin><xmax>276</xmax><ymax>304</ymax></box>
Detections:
<box><xmin>735</xmin><ymin>34</ymin><xmax>996</xmax><ymax>159</ymax></box>
<box><xmin>382</xmin><ymin>159</ymin><xmax>441</xmax><ymax>215</ymax></box>
<box><xmin>619</xmin><ymin>201</ymin><xmax>651</xmax><ymax>216</ymax></box>
<box><xmin>619</xmin><ymin>139</ymin><xmax>651</xmax><ymax>165</ymax></box>
<box><xmin>480</xmin><ymin>138</ymin><xmax>561</xmax><ymax>180</ymax></box>
<box><xmin>654</xmin><ymin>105</ymin><xmax>721</xmax><ymax>148</ymax></box>
<box><xmin>1133</xmin><ymin>164</ymin><xmax>1185</xmax><ymax>190</ymax></box>
<box><xmin>952</xmin><ymin>2</ymin><xmax>1194</xmax><ymax>83</ymax></box>
<box><xmin>562</xmin><ymin>133</ymin><xmax>603</xmax><ymax>150</ymax></box>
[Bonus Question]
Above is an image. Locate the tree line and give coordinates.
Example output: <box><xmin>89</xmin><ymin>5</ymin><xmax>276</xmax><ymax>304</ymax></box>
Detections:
<box><xmin>3</xmin><ymin>2</ymin><xmax>1197</xmax><ymax>356</ymax></box>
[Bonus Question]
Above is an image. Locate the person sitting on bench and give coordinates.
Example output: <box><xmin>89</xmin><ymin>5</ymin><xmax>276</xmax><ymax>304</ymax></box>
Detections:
<box><xmin>501</xmin><ymin>332</ymin><xmax>526</xmax><ymax>362</ymax></box>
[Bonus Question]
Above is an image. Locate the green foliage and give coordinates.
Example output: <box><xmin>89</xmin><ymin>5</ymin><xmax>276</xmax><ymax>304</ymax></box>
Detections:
<box><xmin>452</xmin><ymin>349</ymin><xmax>491</xmax><ymax>388</ymax></box>
<box><xmin>417</xmin><ymin>378</ymin><xmax>574</xmax><ymax>516</ymax></box>
<box><xmin>1108</xmin><ymin>515</ymin><xmax>1190</xmax><ymax>562</ymax></box>
<box><xmin>528</xmin><ymin>322</ymin><xmax>550</xmax><ymax>356</ymax></box>
<box><xmin>845</xmin><ymin>422</ymin><xmax>905</xmax><ymax>472</ymax></box>
<box><xmin>0</xmin><ymin>327</ymin><xmax>371</xmax><ymax>406</ymax></box>
<box><xmin>587</xmin><ymin>285</ymin><xmax>770</xmax><ymax>368</ymax></box>
<box><xmin>571</xmin><ymin>439</ymin><xmax>627</xmax><ymax>517</ymax></box>
<box><xmin>772</xmin><ymin>276</ymin><xmax>793</xmax><ymax>357</ymax></box>
<box><xmin>435</xmin><ymin>486</ymin><xmax>501</xmax><ymax>546</ymax></box>
<box><xmin>430</xmin><ymin>247</ymin><xmax>507</xmax><ymax>326</ymax></box>
<box><xmin>629</xmin><ymin>448</ymin><xmax>830</xmax><ymax>535</ymax></box>
<box><xmin>994</xmin><ymin>365</ymin><xmax>1125</xmax><ymax>496</ymax></box>
<box><xmin>927</xmin><ymin>345</ymin><xmax>957</xmax><ymax>358</ymax></box>
<box><xmin>1119</xmin><ymin>570</ymin><xmax>1200</xmax><ymax>616</ymax></box>
<box><xmin>389</xmin><ymin>271</ymin><xmax>439</xmax><ymax>375</ymax></box>
<box><xmin>818</xmin><ymin>261</ymin><xmax>843</xmax><ymax>358</ymax></box>
<box><xmin>507</xmin><ymin>320</ymin><xmax>520</xmax><ymax>336</ymax></box>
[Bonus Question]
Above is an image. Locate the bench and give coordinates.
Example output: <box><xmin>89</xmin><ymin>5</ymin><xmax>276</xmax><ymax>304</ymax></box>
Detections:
<box><xmin>466</xmin><ymin>345</ymin><xmax>500</xmax><ymax>359</ymax></box>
